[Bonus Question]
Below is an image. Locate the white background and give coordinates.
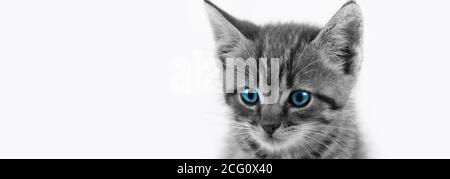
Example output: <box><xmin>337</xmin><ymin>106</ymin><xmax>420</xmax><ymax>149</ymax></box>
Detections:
<box><xmin>1</xmin><ymin>0</ymin><xmax>450</xmax><ymax>159</ymax></box>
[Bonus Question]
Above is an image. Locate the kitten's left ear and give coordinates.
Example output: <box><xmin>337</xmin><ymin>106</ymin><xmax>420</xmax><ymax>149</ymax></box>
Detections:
<box><xmin>313</xmin><ymin>1</ymin><xmax>363</xmax><ymax>75</ymax></box>
<box><xmin>204</xmin><ymin>0</ymin><xmax>259</xmax><ymax>60</ymax></box>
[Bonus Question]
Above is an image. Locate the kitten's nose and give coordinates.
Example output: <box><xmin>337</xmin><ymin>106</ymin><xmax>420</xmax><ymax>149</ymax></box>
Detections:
<box><xmin>260</xmin><ymin>105</ymin><xmax>283</xmax><ymax>136</ymax></box>
<box><xmin>261</xmin><ymin>123</ymin><xmax>280</xmax><ymax>136</ymax></box>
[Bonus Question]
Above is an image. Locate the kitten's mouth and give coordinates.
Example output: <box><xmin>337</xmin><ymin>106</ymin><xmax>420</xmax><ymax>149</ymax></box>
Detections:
<box><xmin>257</xmin><ymin>129</ymin><xmax>289</xmax><ymax>144</ymax></box>
<box><xmin>263</xmin><ymin>135</ymin><xmax>284</xmax><ymax>144</ymax></box>
<box><xmin>250</xmin><ymin>126</ymin><xmax>302</xmax><ymax>151</ymax></box>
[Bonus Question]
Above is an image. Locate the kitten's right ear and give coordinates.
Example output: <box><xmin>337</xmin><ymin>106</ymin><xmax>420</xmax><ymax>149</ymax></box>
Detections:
<box><xmin>204</xmin><ymin>0</ymin><xmax>259</xmax><ymax>58</ymax></box>
<box><xmin>312</xmin><ymin>1</ymin><xmax>363</xmax><ymax>75</ymax></box>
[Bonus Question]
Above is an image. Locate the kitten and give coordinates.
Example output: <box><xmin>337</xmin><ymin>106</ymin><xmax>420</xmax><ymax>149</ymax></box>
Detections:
<box><xmin>205</xmin><ymin>0</ymin><xmax>364</xmax><ymax>159</ymax></box>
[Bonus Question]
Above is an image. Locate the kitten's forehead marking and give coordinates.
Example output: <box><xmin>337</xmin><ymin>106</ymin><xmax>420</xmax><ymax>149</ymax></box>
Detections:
<box><xmin>262</xmin><ymin>28</ymin><xmax>300</xmax><ymax>59</ymax></box>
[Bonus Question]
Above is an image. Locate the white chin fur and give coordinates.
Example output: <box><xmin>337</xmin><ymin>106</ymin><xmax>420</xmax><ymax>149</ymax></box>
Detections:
<box><xmin>250</xmin><ymin>125</ymin><xmax>311</xmax><ymax>153</ymax></box>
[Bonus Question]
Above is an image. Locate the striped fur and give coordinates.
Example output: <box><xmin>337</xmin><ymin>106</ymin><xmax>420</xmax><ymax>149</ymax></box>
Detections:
<box><xmin>205</xmin><ymin>0</ymin><xmax>364</xmax><ymax>159</ymax></box>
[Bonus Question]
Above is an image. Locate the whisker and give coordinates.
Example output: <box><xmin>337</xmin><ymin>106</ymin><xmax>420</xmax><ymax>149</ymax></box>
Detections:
<box><xmin>294</xmin><ymin>60</ymin><xmax>319</xmax><ymax>78</ymax></box>
<box><xmin>293</xmin><ymin>129</ymin><xmax>346</xmax><ymax>148</ymax></box>
<box><xmin>294</xmin><ymin>69</ymin><xmax>316</xmax><ymax>80</ymax></box>
<box><xmin>304</xmin><ymin>134</ymin><xmax>329</xmax><ymax>152</ymax></box>
<box><xmin>303</xmin><ymin>136</ymin><xmax>321</xmax><ymax>157</ymax></box>
<box><xmin>299</xmin><ymin>140</ymin><xmax>314</xmax><ymax>159</ymax></box>
<box><xmin>316</xmin><ymin>125</ymin><xmax>356</xmax><ymax>132</ymax></box>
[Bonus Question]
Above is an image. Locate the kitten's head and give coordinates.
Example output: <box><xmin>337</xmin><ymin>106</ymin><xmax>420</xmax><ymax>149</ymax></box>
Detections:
<box><xmin>205</xmin><ymin>0</ymin><xmax>363</xmax><ymax>152</ymax></box>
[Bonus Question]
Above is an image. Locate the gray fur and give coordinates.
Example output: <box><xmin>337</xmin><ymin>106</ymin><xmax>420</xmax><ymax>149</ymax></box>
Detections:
<box><xmin>205</xmin><ymin>0</ymin><xmax>364</xmax><ymax>159</ymax></box>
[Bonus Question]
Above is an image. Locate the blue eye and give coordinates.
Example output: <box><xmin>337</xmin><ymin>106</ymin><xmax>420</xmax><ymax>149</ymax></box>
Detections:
<box><xmin>240</xmin><ymin>88</ymin><xmax>259</xmax><ymax>106</ymax></box>
<box><xmin>290</xmin><ymin>90</ymin><xmax>312</xmax><ymax>108</ymax></box>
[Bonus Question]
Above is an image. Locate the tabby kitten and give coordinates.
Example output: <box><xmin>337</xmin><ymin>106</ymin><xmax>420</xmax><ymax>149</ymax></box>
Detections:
<box><xmin>205</xmin><ymin>0</ymin><xmax>364</xmax><ymax>159</ymax></box>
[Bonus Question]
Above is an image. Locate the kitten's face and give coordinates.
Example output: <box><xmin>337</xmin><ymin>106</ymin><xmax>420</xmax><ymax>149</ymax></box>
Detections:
<box><xmin>206</xmin><ymin>0</ymin><xmax>362</xmax><ymax>152</ymax></box>
<box><xmin>224</xmin><ymin>27</ymin><xmax>352</xmax><ymax>151</ymax></box>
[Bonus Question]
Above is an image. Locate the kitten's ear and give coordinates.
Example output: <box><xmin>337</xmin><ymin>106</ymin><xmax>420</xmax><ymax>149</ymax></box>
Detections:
<box><xmin>313</xmin><ymin>1</ymin><xmax>363</xmax><ymax>75</ymax></box>
<box><xmin>204</xmin><ymin>0</ymin><xmax>259</xmax><ymax>59</ymax></box>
